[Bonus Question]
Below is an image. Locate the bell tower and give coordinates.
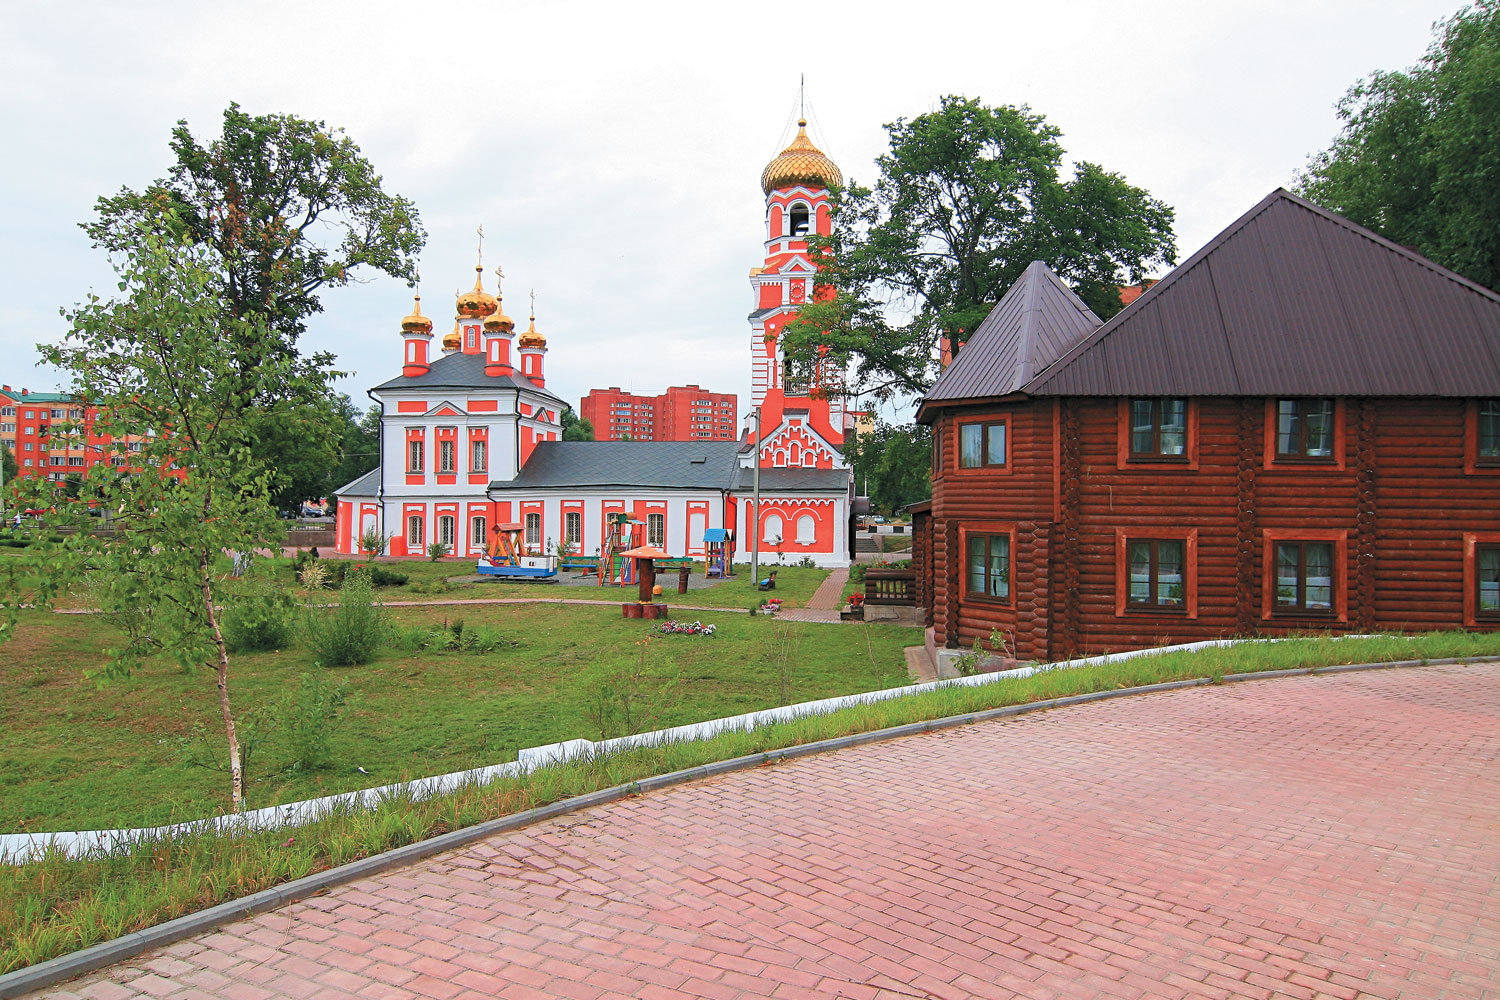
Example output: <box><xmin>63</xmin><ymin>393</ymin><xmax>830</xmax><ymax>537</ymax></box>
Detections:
<box><xmin>747</xmin><ymin>102</ymin><xmax>846</xmax><ymax>468</ymax></box>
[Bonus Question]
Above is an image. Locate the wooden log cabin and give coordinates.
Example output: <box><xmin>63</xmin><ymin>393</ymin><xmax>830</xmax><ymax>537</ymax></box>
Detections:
<box><xmin>913</xmin><ymin>189</ymin><xmax>1500</xmax><ymax>662</ymax></box>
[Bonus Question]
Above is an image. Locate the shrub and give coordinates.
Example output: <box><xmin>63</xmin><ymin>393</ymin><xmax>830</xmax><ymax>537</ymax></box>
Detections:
<box><xmin>427</xmin><ymin>542</ymin><xmax>449</xmax><ymax>561</ymax></box>
<box><xmin>304</xmin><ymin>572</ymin><xmax>386</xmax><ymax>666</ymax></box>
<box><xmin>297</xmin><ymin>561</ymin><xmax>328</xmax><ymax>591</ymax></box>
<box><xmin>220</xmin><ymin>584</ymin><xmax>297</xmax><ymax>652</ymax></box>
<box><xmin>277</xmin><ymin>668</ymin><xmax>353</xmax><ymax>771</ymax></box>
<box><xmin>358</xmin><ymin>527</ymin><xmax>390</xmax><ymax>556</ymax></box>
<box><xmin>369</xmin><ymin>566</ymin><xmax>408</xmax><ymax>587</ymax></box>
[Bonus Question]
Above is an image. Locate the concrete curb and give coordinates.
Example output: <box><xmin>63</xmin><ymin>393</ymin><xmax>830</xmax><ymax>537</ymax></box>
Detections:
<box><xmin>3</xmin><ymin>654</ymin><xmax>1496</xmax><ymax>998</ymax></box>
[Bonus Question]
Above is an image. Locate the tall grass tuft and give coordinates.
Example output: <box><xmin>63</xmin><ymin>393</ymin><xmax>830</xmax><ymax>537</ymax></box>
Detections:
<box><xmin>303</xmin><ymin>571</ymin><xmax>386</xmax><ymax>666</ymax></box>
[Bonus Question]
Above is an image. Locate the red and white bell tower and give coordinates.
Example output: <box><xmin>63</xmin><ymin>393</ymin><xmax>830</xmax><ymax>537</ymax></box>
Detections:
<box><xmin>748</xmin><ymin>115</ymin><xmax>847</xmax><ymax>469</ymax></box>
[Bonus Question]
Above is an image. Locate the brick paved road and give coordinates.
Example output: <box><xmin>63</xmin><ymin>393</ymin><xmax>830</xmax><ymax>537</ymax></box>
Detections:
<box><xmin>44</xmin><ymin>664</ymin><xmax>1500</xmax><ymax>999</ymax></box>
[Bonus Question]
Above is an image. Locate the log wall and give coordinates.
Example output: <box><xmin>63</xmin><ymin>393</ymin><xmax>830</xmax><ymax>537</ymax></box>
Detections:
<box><xmin>927</xmin><ymin>396</ymin><xmax>1500</xmax><ymax>661</ymax></box>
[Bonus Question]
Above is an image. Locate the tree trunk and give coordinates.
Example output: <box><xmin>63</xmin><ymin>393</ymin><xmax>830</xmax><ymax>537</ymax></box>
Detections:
<box><xmin>200</xmin><ymin>547</ymin><xmax>244</xmax><ymax>812</ymax></box>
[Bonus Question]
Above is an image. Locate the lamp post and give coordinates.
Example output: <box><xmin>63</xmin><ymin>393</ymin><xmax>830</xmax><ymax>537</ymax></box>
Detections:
<box><xmin>747</xmin><ymin>406</ymin><xmax>761</xmax><ymax>586</ymax></box>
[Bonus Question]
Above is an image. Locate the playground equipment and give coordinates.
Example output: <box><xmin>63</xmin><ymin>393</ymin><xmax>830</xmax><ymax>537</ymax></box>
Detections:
<box><xmin>598</xmin><ymin>513</ymin><xmax>644</xmax><ymax>586</ymax></box>
<box><xmin>703</xmin><ymin>527</ymin><xmax>733</xmax><ymax>578</ymax></box>
<box><xmin>618</xmin><ymin>543</ymin><xmax>672</xmax><ymax>619</ymax></box>
<box><xmin>476</xmin><ymin>521</ymin><xmax>557</xmax><ymax>579</ymax></box>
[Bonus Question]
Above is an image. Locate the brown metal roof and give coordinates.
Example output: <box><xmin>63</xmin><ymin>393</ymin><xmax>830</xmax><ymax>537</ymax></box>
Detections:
<box><xmin>918</xmin><ymin>261</ymin><xmax>1101</xmax><ymax>421</ymax></box>
<box><xmin>1024</xmin><ymin>189</ymin><xmax>1500</xmax><ymax>397</ymax></box>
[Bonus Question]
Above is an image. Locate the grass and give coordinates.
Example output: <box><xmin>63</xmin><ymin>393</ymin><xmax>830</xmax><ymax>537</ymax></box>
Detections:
<box><xmin>0</xmin><ymin>603</ymin><xmax>911</xmax><ymax>832</ymax></box>
<box><xmin>2</xmin><ymin>629</ymin><xmax>1496</xmax><ymax>976</ymax></box>
<box><xmin>274</xmin><ymin>556</ymin><xmax>834</xmax><ymax>609</ymax></box>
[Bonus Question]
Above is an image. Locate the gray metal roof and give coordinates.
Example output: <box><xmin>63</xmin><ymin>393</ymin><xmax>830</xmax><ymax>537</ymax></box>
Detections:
<box><xmin>334</xmin><ymin>467</ymin><xmax>379</xmax><ymax>498</ymax></box>
<box><xmin>921</xmin><ymin>261</ymin><xmax>1101</xmax><ymax>415</ymax></box>
<box><xmin>489</xmin><ymin>441</ymin><xmax>741</xmax><ymax>490</ymax></box>
<box><xmin>730</xmin><ymin>465</ymin><xmax>852</xmax><ymax>492</ymax></box>
<box><xmin>373</xmin><ymin>351</ymin><xmax>567</xmax><ymax>407</ymax></box>
<box><xmin>1024</xmin><ymin>189</ymin><xmax>1500</xmax><ymax>397</ymax></box>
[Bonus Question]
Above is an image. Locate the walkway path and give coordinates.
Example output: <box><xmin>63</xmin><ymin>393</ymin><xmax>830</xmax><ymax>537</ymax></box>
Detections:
<box><xmin>775</xmin><ymin>567</ymin><xmax>848</xmax><ymax>624</ymax></box>
<box><xmin>42</xmin><ymin>662</ymin><xmax>1500</xmax><ymax>999</ymax></box>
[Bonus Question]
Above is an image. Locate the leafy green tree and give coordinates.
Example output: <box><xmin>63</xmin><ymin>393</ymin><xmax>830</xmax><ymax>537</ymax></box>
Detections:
<box><xmin>1297</xmin><ymin>1</ymin><xmax>1500</xmax><ymax>291</ymax></box>
<box><xmin>83</xmin><ymin>103</ymin><xmax>426</xmax><ymax>391</ymax></box>
<box><xmin>846</xmin><ymin>422</ymin><xmax>931</xmax><ymax>515</ymax></box>
<box><xmin>783</xmin><ymin>96</ymin><xmax>1176</xmax><ymax>401</ymax></box>
<box><xmin>561</xmin><ymin>406</ymin><xmax>595</xmax><ymax>441</ymax></box>
<box><xmin>329</xmin><ymin>399</ymin><xmax>381</xmax><ymax>493</ymax></box>
<box><xmin>1</xmin><ymin>223</ymin><xmax>322</xmax><ymax>814</ymax></box>
<box><xmin>1</xmin><ymin>442</ymin><xmax>14</xmax><ymax>493</ymax></box>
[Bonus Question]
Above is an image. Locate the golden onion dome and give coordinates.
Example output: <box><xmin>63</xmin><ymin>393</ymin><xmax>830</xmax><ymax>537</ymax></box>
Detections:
<box><xmin>517</xmin><ymin>312</ymin><xmax>546</xmax><ymax>350</ymax></box>
<box><xmin>760</xmin><ymin>118</ymin><xmax>842</xmax><ymax>195</ymax></box>
<box><xmin>400</xmin><ymin>294</ymin><xmax>432</xmax><ymax>335</ymax></box>
<box><xmin>484</xmin><ymin>295</ymin><xmax>514</xmax><ymax>333</ymax></box>
<box><xmin>454</xmin><ymin>265</ymin><xmax>498</xmax><ymax>318</ymax></box>
<box><xmin>442</xmin><ymin>320</ymin><xmax>461</xmax><ymax>353</ymax></box>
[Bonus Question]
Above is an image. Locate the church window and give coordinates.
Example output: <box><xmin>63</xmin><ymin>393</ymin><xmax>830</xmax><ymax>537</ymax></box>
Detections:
<box><xmin>565</xmin><ymin>512</ymin><xmax>582</xmax><ymax>545</ymax></box>
<box><xmin>789</xmin><ymin>204</ymin><xmax>810</xmax><ymax>237</ymax></box>
<box><xmin>796</xmin><ymin>514</ymin><xmax>815</xmax><ymax>543</ymax></box>
<box><xmin>407</xmin><ymin>439</ymin><xmax>424</xmax><ymax>473</ymax></box>
<box><xmin>438</xmin><ymin>439</ymin><xmax>455</xmax><ymax>474</ymax></box>
<box><xmin>407</xmin><ymin>514</ymin><xmax>424</xmax><ymax>547</ymax></box>
<box><xmin>471</xmin><ymin>516</ymin><xmax>487</xmax><ymax>549</ymax></box>
<box><xmin>764</xmin><ymin>513</ymin><xmax>784</xmax><ymax>544</ymax></box>
<box><xmin>525</xmin><ymin>512</ymin><xmax>541</xmax><ymax>548</ymax></box>
<box><xmin>470</xmin><ymin>437</ymin><xmax>487</xmax><ymax>473</ymax></box>
<box><xmin>648</xmin><ymin>513</ymin><xmax>665</xmax><ymax>548</ymax></box>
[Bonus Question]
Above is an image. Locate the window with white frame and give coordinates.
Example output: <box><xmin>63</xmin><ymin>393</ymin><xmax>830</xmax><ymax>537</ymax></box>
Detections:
<box><xmin>437</xmin><ymin>515</ymin><xmax>455</xmax><ymax>549</ymax></box>
<box><xmin>470</xmin><ymin>437</ymin><xmax>487</xmax><ymax>473</ymax></box>
<box><xmin>648</xmin><ymin>513</ymin><xmax>665</xmax><ymax>548</ymax></box>
<box><xmin>407</xmin><ymin>438</ymin><xmax>423</xmax><ymax>473</ymax></box>
<box><xmin>438</xmin><ymin>436</ymin><xmax>456</xmax><ymax>474</ymax></box>
<box><xmin>407</xmin><ymin>514</ymin><xmax>424</xmax><ymax>547</ymax></box>
<box><xmin>764</xmin><ymin>512</ymin><xmax>783</xmax><ymax>544</ymax></box>
<box><xmin>796</xmin><ymin>513</ymin><xmax>816</xmax><ymax>543</ymax></box>
<box><xmin>565</xmin><ymin>511</ymin><xmax>582</xmax><ymax>546</ymax></box>
<box><xmin>525</xmin><ymin>512</ymin><xmax>541</xmax><ymax>547</ymax></box>
<box><xmin>471</xmin><ymin>516</ymin><xmax>487</xmax><ymax>549</ymax></box>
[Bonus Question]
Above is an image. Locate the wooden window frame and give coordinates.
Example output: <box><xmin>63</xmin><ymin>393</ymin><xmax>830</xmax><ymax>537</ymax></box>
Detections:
<box><xmin>1118</xmin><ymin>399</ymin><xmax>1199</xmax><ymax>469</ymax></box>
<box><xmin>955</xmin><ymin>415</ymin><xmax>1011</xmax><ymax>474</ymax></box>
<box><xmin>958</xmin><ymin>522</ymin><xmax>1017</xmax><ymax>608</ymax></box>
<box><xmin>1463</xmin><ymin>532</ymin><xmax>1500</xmax><ymax>626</ymax></box>
<box><xmin>1464</xmin><ymin>399</ymin><xmax>1500</xmax><ymax>475</ymax></box>
<box><xmin>1114</xmin><ymin>528</ymin><xmax>1198</xmax><ymax>618</ymax></box>
<box><xmin>1261</xmin><ymin>528</ymin><xmax>1348</xmax><ymax>622</ymax></box>
<box><xmin>931</xmin><ymin>423</ymin><xmax>943</xmax><ymax>478</ymax></box>
<box><xmin>1264</xmin><ymin>399</ymin><xmax>1346</xmax><ymax>470</ymax></box>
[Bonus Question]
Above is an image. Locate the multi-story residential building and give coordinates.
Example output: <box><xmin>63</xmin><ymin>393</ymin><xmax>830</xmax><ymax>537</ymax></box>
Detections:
<box><xmin>0</xmin><ymin>386</ymin><xmax>137</xmax><ymax>483</ymax></box>
<box><xmin>580</xmin><ymin>385</ymin><xmax>737</xmax><ymax>442</ymax></box>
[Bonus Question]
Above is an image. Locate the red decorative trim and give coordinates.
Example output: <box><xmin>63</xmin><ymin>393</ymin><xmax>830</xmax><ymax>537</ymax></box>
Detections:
<box><xmin>1464</xmin><ymin>399</ymin><xmax>1500</xmax><ymax>475</ymax></box>
<box><xmin>1261</xmin><ymin>528</ymin><xmax>1348</xmax><ymax>622</ymax></box>
<box><xmin>957</xmin><ymin>521</ymin><xmax>1018</xmax><ymax>609</ymax></box>
<box><xmin>1113</xmin><ymin>528</ymin><xmax>1199</xmax><ymax>619</ymax></box>
<box><xmin>397</xmin><ymin>401</ymin><xmax>427</xmax><ymax>413</ymax></box>
<box><xmin>952</xmin><ymin>413</ymin><xmax>1013</xmax><ymax>477</ymax></box>
<box><xmin>468</xmin><ymin>399</ymin><xmax>499</xmax><ymax>412</ymax></box>
<box><xmin>1463</xmin><ymin>532</ymin><xmax>1500</xmax><ymax>626</ymax></box>
<box><xmin>1263</xmin><ymin>399</ymin><xmax>1347</xmax><ymax>471</ymax></box>
<box><xmin>1116</xmin><ymin>399</ymin><xmax>1199</xmax><ymax>470</ymax></box>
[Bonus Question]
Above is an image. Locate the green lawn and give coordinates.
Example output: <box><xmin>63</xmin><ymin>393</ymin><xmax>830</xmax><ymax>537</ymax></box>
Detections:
<box><xmin>0</xmin><ymin>601</ymin><xmax>913</xmax><ymax>832</ymax></box>
<box><xmin>275</xmin><ymin>557</ymin><xmax>833</xmax><ymax>610</ymax></box>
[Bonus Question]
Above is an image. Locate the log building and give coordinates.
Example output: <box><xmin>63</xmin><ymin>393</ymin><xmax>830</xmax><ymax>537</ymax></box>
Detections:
<box><xmin>913</xmin><ymin>190</ymin><xmax>1500</xmax><ymax>661</ymax></box>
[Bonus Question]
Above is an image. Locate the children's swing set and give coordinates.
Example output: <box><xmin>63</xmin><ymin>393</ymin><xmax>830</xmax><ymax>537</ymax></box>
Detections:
<box><xmin>475</xmin><ymin>522</ymin><xmax>558</xmax><ymax>579</ymax></box>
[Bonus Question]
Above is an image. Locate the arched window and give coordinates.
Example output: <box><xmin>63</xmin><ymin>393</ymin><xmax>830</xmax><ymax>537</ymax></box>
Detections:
<box><xmin>764</xmin><ymin>513</ymin><xmax>784</xmax><ymax>544</ymax></box>
<box><xmin>796</xmin><ymin>513</ymin><xmax>815</xmax><ymax>543</ymax></box>
<box><xmin>789</xmin><ymin>204</ymin><xmax>810</xmax><ymax>237</ymax></box>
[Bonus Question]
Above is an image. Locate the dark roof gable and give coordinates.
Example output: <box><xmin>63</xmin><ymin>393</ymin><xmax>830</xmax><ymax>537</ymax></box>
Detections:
<box><xmin>1024</xmin><ymin>189</ymin><xmax>1500</xmax><ymax>397</ymax></box>
<box><xmin>918</xmin><ymin>261</ymin><xmax>1101</xmax><ymax>420</ymax></box>
<box><xmin>490</xmin><ymin>441</ymin><xmax>741</xmax><ymax>490</ymax></box>
<box><xmin>373</xmin><ymin>351</ymin><xmax>567</xmax><ymax>406</ymax></box>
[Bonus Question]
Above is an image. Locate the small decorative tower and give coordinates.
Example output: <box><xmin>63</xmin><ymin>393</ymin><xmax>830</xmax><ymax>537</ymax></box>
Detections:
<box><xmin>399</xmin><ymin>294</ymin><xmax>434</xmax><ymax>376</ymax></box>
<box><xmin>517</xmin><ymin>291</ymin><xmax>547</xmax><ymax>387</ymax></box>
<box><xmin>453</xmin><ymin>228</ymin><xmax>497</xmax><ymax>355</ymax></box>
<box><xmin>483</xmin><ymin>266</ymin><xmax>516</xmax><ymax>377</ymax></box>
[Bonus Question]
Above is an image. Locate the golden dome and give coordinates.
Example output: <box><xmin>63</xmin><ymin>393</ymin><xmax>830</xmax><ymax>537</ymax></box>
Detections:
<box><xmin>442</xmin><ymin>320</ymin><xmax>461</xmax><ymax>353</ymax></box>
<box><xmin>455</xmin><ymin>265</ymin><xmax>497</xmax><ymax>318</ymax></box>
<box><xmin>401</xmin><ymin>294</ymin><xmax>432</xmax><ymax>335</ymax></box>
<box><xmin>517</xmin><ymin>311</ymin><xmax>546</xmax><ymax>350</ymax></box>
<box><xmin>760</xmin><ymin>119</ymin><xmax>842</xmax><ymax>195</ymax></box>
<box><xmin>484</xmin><ymin>294</ymin><xmax>514</xmax><ymax>332</ymax></box>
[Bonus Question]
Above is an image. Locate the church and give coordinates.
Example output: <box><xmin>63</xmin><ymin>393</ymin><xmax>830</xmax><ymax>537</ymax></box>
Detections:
<box><xmin>333</xmin><ymin>118</ymin><xmax>856</xmax><ymax>568</ymax></box>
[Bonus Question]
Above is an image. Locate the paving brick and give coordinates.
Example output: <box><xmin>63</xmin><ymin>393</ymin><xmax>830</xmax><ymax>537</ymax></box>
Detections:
<box><xmin>29</xmin><ymin>664</ymin><xmax>1500</xmax><ymax>1000</ymax></box>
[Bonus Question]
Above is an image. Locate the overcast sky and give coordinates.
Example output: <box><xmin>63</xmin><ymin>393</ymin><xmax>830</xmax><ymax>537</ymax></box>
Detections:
<box><xmin>1</xmin><ymin>0</ymin><xmax>1460</xmax><ymax>426</ymax></box>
